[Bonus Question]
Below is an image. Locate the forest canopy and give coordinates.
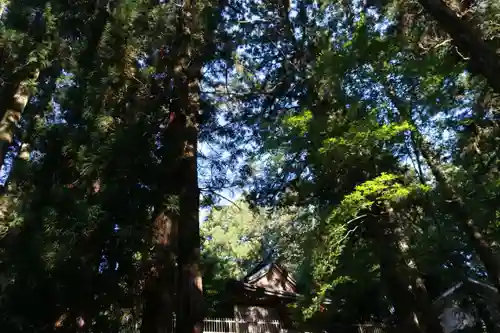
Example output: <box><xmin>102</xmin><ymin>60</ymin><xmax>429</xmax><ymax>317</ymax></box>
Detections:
<box><xmin>0</xmin><ymin>0</ymin><xmax>500</xmax><ymax>332</ymax></box>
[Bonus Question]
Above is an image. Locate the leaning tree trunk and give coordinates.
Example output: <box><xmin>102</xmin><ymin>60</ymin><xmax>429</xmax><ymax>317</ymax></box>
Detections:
<box><xmin>384</xmin><ymin>81</ymin><xmax>500</xmax><ymax>293</ymax></box>
<box><xmin>0</xmin><ymin>0</ymin><xmax>63</xmax><ymax>167</ymax></box>
<box><xmin>1</xmin><ymin>61</ymin><xmax>61</xmax><ymax>194</ymax></box>
<box><xmin>0</xmin><ymin>69</ymin><xmax>40</xmax><ymax>169</ymax></box>
<box><xmin>366</xmin><ymin>204</ymin><xmax>443</xmax><ymax>333</ymax></box>
<box><xmin>418</xmin><ymin>138</ymin><xmax>500</xmax><ymax>292</ymax></box>
<box><xmin>417</xmin><ymin>0</ymin><xmax>500</xmax><ymax>94</ymax></box>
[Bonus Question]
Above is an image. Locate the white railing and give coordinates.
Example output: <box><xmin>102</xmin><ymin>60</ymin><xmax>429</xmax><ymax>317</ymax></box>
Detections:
<box><xmin>356</xmin><ymin>324</ymin><xmax>388</xmax><ymax>333</ymax></box>
<box><xmin>167</xmin><ymin>317</ymin><xmax>388</xmax><ymax>333</ymax></box>
<box><xmin>202</xmin><ymin>318</ymin><xmax>285</xmax><ymax>333</ymax></box>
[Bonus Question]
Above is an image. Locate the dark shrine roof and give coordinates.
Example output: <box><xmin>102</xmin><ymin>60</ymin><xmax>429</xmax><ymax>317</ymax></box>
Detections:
<box><xmin>244</xmin><ymin>262</ymin><xmax>297</xmax><ymax>288</ymax></box>
<box><xmin>227</xmin><ymin>260</ymin><xmax>333</xmax><ymax>305</ymax></box>
<box><xmin>227</xmin><ymin>259</ymin><xmax>301</xmax><ymax>302</ymax></box>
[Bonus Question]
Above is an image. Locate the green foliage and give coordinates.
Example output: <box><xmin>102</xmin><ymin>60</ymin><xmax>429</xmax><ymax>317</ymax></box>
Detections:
<box><xmin>0</xmin><ymin>0</ymin><xmax>499</xmax><ymax>331</ymax></box>
<box><xmin>201</xmin><ymin>202</ymin><xmax>263</xmax><ymax>279</ymax></box>
<box><xmin>282</xmin><ymin>111</ymin><xmax>313</xmax><ymax>136</ymax></box>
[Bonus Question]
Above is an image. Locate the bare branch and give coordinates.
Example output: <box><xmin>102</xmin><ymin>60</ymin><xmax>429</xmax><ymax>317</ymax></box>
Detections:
<box><xmin>200</xmin><ymin>188</ymin><xmax>242</xmax><ymax>210</ymax></box>
<box><xmin>346</xmin><ymin>214</ymin><xmax>368</xmax><ymax>225</ymax></box>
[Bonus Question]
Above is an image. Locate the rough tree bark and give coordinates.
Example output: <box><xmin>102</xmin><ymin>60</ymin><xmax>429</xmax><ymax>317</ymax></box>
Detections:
<box><xmin>173</xmin><ymin>5</ymin><xmax>204</xmax><ymax>333</ymax></box>
<box><xmin>141</xmin><ymin>2</ymin><xmax>205</xmax><ymax>333</ymax></box>
<box><xmin>141</xmin><ymin>212</ymin><xmax>178</xmax><ymax>333</ymax></box>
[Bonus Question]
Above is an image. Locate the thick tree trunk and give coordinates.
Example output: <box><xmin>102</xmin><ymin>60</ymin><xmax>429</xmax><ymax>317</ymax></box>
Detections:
<box><xmin>366</xmin><ymin>204</ymin><xmax>443</xmax><ymax>333</ymax></box>
<box><xmin>174</xmin><ymin>14</ymin><xmax>203</xmax><ymax>333</ymax></box>
<box><xmin>176</xmin><ymin>121</ymin><xmax>203</xmax><ymax>333</ymax></box>
<box><xmin>141</xmin><ymin>0</ymin><xmax>228</xmax><ymax>328</ymax></box>
<box><xmin>417</xmin><ymin>0</ymin><xmax>500</xmax><ymax>94</ymax></box>
<box><xmin>139</xmin><ymin>35</ymin><xmax>180</xmax><ymax>333</ymax></box>
<box><xmin>141</xmin><ymin>212</ymin><xmax>177</xmax><ymax>333</ymax></box>
<box><xmin>141</xmin><ymin>4</ymin><xmax>204</xmax><ymax>333</ymax></box>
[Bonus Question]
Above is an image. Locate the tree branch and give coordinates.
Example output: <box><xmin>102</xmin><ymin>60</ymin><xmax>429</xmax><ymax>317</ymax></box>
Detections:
<box><xmin>200</xmin><ymin>188</ymin><xmax>242</xmax><ymax>210</ymax></box>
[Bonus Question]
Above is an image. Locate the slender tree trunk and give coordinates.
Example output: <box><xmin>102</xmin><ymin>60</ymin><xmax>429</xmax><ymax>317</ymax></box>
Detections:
<box><xmin>366</xmin><ymin>210</ymin><xmax>420</xmax><ymax>333</ymax></box>
<box><xmin>417</xmin><ymin>0</ymin><xmax>500</xmax><ymax>94</ymax></box>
